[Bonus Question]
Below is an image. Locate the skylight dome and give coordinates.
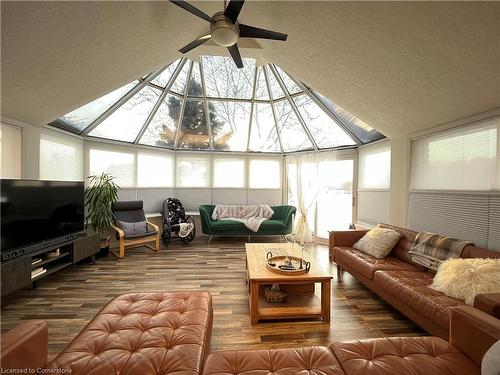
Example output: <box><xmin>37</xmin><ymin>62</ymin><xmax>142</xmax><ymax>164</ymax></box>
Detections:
<box><xmin>50</xmin><ymin>56</ymin><xmax>384</xmax><ymax>153</ymax></box>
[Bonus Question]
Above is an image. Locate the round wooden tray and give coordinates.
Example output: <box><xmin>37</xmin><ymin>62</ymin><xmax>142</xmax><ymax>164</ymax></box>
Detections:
<box><xmin>266</xmin><ymin>253</ymin><xmax>311</xmax><ymax>275</ymax></box>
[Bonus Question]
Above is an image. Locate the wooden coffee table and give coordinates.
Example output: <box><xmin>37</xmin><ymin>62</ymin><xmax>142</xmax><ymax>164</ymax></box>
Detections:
<box><xmin>245</xmin><ymin>243</ymin><xmax>333</xmax><ymax>324</ymax></box>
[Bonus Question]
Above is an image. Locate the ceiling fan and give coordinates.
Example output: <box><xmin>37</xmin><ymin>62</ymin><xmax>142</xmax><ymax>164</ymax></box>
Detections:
<box><xmin>170</xmin><ymin>0</ymin><xmax>288</xmax><ymax>68</ymax></box>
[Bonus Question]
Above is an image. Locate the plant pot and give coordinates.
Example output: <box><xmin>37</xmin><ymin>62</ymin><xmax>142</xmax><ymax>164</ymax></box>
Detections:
<box><xmin>98</xmin><ymin>239</ymin><xmax>110</xmax><ymax>257</ymax></box>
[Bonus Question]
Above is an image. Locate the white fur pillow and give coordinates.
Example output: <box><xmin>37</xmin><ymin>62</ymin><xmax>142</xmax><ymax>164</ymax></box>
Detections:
<box><xmin>353</xmin><ymin>228</ymin><xmax>401</xmax><ymax>259</ymax></box>
<box><xmin>430</xmin><ymin>258</ymin><xmax>500</xmax><ymax>305</ymax></box>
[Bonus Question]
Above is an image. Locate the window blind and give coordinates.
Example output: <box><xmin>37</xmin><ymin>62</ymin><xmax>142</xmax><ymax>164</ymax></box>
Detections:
<box><xmin>357</xmin><ymin>140</ymin><xmax>391</xmax><ymax>226</ymax></box>
<box><xmin>40</xmin><ymin>131</ymin><xmax>83</xmax><ymax>181</ymax></box>
<box><xmin>0</xmin><ymin>123</ymin><xmax>22</xmax><ymax>178</ymax></box>
<box><xmin>408</xmin><ymin>117</ymin><xmax>500</xmax><ymax>251</ymax></box>
<box><xmin>411</xmin><ymin>118</ymin><xmax>499</xmax><ymax>191</ymax></box>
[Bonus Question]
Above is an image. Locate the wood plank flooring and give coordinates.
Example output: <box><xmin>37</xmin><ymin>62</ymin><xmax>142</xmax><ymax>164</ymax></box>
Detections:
<box><xmin>0</xmin><ymin>236</ymin><xmax>425</xmax><ymax>360</ymax></box>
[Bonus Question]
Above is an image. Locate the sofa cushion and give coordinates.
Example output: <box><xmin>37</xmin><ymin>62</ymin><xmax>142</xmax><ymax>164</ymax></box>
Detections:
<box><xmin>335</xmin><ymin>247</ymin><xmax>421</xmax><ymax>280</ymax></box>
<box><xmin>202</xmin><ymin>346</ymin><xmax>345</xmax><ymax>375</ymax></box>
<box><xmin>374</xmin><ymin>270</ymin><xmax>465</xmax><ymax>328</ymax></box>
<box><xmin>210</xmin><ymin>219</ymin><xmax>286</xmax><ymax>233</ymax></box>
<box><xmin>47</xmin><ymin>292</ymin><xmax>212</xmax><ymax>375</ymax></box>
<box><xmin>330</xmin><ymin>336</ymin><xmax>478</xmax><ymax>375</ymax></box>
<box><xmin>353</xmin><ymin>228</ymin><xmax>401</xmax><ymax>259</ymax></box>
<box><xmin>430</xmin><ymin>258</ymin><xmax>500</xmax><ymax>305</ymax></box>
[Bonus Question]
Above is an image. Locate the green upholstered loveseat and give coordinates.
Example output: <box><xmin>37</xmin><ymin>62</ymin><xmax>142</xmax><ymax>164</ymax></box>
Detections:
<box><xmin>199</xmin><ymin>205</ymin><xmax>296</xmax><ymax>240</ymax></box>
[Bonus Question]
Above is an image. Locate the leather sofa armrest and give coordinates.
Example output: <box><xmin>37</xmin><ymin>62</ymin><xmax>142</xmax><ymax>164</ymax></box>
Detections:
<box><xmin>449</xmin><ymin>306</ymin><xmax>500</xmax><ymax>367</ymax></box>
<box><xmin>474</xmin><ymin>293</ymin><xmax>500</xmax><ymax>319</ymax></box>
<box><xmin>1</xmin><ymin>320</ymin><xmax>48</xmax><ymax>370</ymax></box>
<box><xmin>329</xmin><ymin>230</ymin><xmax>368</xmax><ymax>262</ymax></box>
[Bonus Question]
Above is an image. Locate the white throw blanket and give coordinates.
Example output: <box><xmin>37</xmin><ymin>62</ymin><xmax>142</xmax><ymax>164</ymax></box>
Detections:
<box><xmin>211</xmin><ymin>204</ymin><xmax>274</xmax><ymax>232</ymax></box>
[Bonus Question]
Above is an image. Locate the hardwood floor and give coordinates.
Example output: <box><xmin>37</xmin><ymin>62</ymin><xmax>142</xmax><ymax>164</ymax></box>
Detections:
<box><xmin>0</xmin><ymin>236</ymin><xmax>425</xmax><ymax>360</ymax></box>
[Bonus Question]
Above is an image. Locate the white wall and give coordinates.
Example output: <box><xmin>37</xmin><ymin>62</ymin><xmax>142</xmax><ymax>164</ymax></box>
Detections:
<box><xmin>388</xmin><ymin>136</ymin><xmax>411</xmax><ymax>227</ymax></box>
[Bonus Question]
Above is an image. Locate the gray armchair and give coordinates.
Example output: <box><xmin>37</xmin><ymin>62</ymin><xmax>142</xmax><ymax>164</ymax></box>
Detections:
<box><xmin>110</xmin><ymin>200</ymin><xmax>159</xmax><ymax>259</ymax></box>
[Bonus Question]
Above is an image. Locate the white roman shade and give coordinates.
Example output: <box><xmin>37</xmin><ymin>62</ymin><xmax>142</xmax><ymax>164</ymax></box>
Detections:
<box><xmin>0</xmin><ymin>123</ymin><xmax>22</xmax><ymax>178</ymax></box>
<box><xmin>40</xmin><ymin>130</ymin><xmax>84</xmax><ymax>181</ymax></box>
<box><xmin>409</xmin><ymin>117</ymin><xmax>500</xmax><ymax>251</ymax></box>
<box><xmin>357</xmin><ymin>140</ymin><xmax>391</xmax><ymax>226</ymax></box>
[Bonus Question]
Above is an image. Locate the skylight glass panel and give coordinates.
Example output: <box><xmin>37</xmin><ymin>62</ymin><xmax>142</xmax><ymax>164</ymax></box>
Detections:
<box><xmin>139</xmin><ymin>94</ymin><xmax>180</xmax><ymax>148</ymax></box>
<box><xmin>89</xmin><ymin>85</ymin><xmax>161</xmax><ymax>142</ymax></box>
<box><xmin>274</xmin><ymin>66</ymin><xmax>302</xmax><ymax>95</ymax></box>
<box><xmin>187</xmin><ymin>62</ymin><xmax>203</xmax><ymax>97</ymax></box>
<box><xmin>177</xmin><ymin>99</ymin><xmax>210</xmax><ymax>150</ymax></box>
<box><xmin>274</xmin><ymin>100</ymin><xmax>313</xmax><ymax>152</ymax></box>
<box><xmin>265</xmin><ymin>66</ymin><xmax>285</xmax><ymax>100</ymax></box>
<box><xmin>51</xmin><ymin>81</ymin><xmax>138</xmax><ymax>133</ymax></box>
<box><xmin>209</xmin><ymin>101</ymin><xmax>251</xmax><ymax>151</ymax></box>
<box><xmin>293</xmin><ymin>95</ymin><xmax>356</xmax><ymax>148</ymax></box>
<box><xmin>151</xmin><ymin>59</ymin><xmax>181</xmax><ymax>88</ymax></box>
<box><xmin>254</xmin><ymin>67</ymin><xmax>270</xmax><ymax>100</ymax></box>
<box><xmin>170</xmin><ymin>61</ymin><xmax>190</xmax><ymax>95</ymax></box>
<box><xmin>249</xmin><ymin>103</ymin><xmax>281</xmax><ymax>153</ymax></box>
<box><xmin>202</xmin><ymin>55</ymin><xmax>255</xmax><ymax>99</ymax></box>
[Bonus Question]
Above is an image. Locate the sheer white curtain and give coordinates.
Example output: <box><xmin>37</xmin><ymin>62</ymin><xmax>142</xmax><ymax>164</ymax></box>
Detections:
<box><xmin>287</xmin><ymin>152</ymin><xmax>337</xmax><ymax>242</ymax></box>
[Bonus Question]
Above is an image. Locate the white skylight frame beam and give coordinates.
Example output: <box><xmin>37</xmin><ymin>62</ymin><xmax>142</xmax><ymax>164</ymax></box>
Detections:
<box><xmin>82</xmin><ymin>69</ymin><xmax>164</xmax><ymax>137</ymax></box>
<box><xmin>133</xmin><ymin>58</ymin><xmax>187</xmax><ymax>145</ymax></box>
<box><xmin>263</xmin><ymin>66</ymin><xmax>284</xmax><ymax>154</ymax></box>
<box><xmin>268</xmin><ymin>64</ymin><xmax>318</xmax><ymax>151</ymax></box>
<box><xmin>245</xmin><ymin>65</ymin><xmax>259</xmax><ymax>153</ymax></box>
<box><xmin>173</xmin><ymin>60</ymin><xmax>194</xmax><ymax>150</ymax></box>
<box><xmin>199</xmin><ymin>60</ymin><xmax>214</xmax><ymax>152</ymax></box>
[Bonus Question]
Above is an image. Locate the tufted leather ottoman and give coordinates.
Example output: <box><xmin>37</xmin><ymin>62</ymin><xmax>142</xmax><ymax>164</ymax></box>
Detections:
<box><xmin>202</xmin><ymin>346</ymin><xmax>345</xmax><ymax>375</ymax></box>
<box><xmin>47</xmin><ymin>292</ymin><xmax>213</xmax><ymax>375</ymax></box>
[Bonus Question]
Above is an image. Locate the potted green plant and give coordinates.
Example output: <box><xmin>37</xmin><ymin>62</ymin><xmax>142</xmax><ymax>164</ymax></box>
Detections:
<box><xmin>84</xmin><ymin>173</ymin><xmax>119</xmax><ymax>256</ymax></box>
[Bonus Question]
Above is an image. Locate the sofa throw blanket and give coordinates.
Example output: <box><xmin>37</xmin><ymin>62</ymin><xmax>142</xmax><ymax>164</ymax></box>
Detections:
<box><xmin>409</xmin><ymin>231</ymin><xmax>471</xmax><ymax>271</ymax></box>
<box><xmin>211</xmin><ymin>204</ymin><xmax>274</xmax><ymax>232</ymax></box>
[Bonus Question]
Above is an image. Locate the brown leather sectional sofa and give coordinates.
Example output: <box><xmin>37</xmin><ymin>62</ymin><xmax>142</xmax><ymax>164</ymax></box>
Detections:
<box><xmin>330</xmin><ymin>223</ymin><xmax>500</xmax><ymax>339</ymax></box>
<box><xmin>2</xmin><ymin>290</ymin><xmax>500</xmax><ymax>374</ymax></box>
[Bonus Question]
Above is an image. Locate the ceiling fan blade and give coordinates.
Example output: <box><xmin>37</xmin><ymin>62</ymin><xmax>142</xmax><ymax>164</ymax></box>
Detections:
<box><xmin>170</xmin><ymin>0</ymin><xmax>213</xmax><ymax>22</ymax></box>
<box><xmin>224</xmin><ymin>0</ymin><xmax>245</xmax><ymax>23</ymax></box>
<box><xmin>179</xmin><ymin>35</ymin><xmax>212</xmax><ymax>54</ymax></box>
<box><xmin>239</xmin><ymin>24</ymin><xmax>288</xmax><ymax>41</ymax></box>
<box><xmin>227</xmin><ymin>44</ymin><xmax>243</xmax><ymax>68</ymax></box>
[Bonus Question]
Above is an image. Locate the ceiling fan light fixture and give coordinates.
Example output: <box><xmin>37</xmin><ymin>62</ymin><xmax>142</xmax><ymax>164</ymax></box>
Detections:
<box><xmin>211</xmin><ymin>26</ymin><xmax>238</xmax><ymax>47</ymax></box>
<box><xmin>210</xmin><ymin>13</ymin><xmax>239</xmax><ymax>47</ymax></box>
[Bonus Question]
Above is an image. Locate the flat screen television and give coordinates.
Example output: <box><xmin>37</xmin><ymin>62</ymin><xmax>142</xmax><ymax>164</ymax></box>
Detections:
<box><xmin>1</xmin><ymin>179</ymin><xmax>85</xmax><ymax>260</ymax></box>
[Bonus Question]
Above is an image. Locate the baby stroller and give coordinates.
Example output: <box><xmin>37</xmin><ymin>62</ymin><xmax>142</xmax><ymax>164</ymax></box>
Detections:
<box><xmin>161</xmin><ymin>198</ymin><xmax>196</xmax><ymax>246</ymax></box>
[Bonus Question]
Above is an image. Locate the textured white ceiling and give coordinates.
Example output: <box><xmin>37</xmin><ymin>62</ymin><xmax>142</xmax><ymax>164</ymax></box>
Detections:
<box><xmin>2</xmin><ymin>1</ymin><xmax>499</xmax><ymax>138</ymax></box>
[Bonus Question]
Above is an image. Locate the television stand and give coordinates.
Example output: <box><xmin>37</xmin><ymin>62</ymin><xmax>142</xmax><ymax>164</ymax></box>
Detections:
<box><xmin>1</xmin><ymin>233</ymin><xmax>100</xmax><ymax>296</ymax></box>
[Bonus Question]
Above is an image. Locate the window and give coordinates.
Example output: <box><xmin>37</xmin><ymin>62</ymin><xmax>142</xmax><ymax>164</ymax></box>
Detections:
<box><xmin>316</xmin><ymin>159</ymin><xmax>354</xmax><ymax>237</ymax></box>
<box><xmin>51</xmin><ymin>81</ymin><xmax>138</xmax><ymax>133</ymax></box>
<box><xmin>358</xmin><ymin>141</ymin><xmax>391</xmax><ymax>189</ymax></box>
<box><xmin>137</xmin><ymin>152</ymin><xmax>173</xmax><ymax>187</ymax></box>
<box><xmin>249</xmin><ymin>159</ymin><xmax>281</xmax><ymax>189</ymax></box>
<box><xmin>88</xmin><ymin>85</ymin><xmax>161</xmax><ymax>143</ymax></box>
<box><xmin>411</xmin><ymin>118</ymin><xmax>499</xmax><ymax>191</ymax></box>
<box><xmin>408</xmin><ymin>118</ymin><xmax>500</xmax><ymax>250</ymax></box>
<box><xmin>88</xmin><ymin>148</ymin><xmax>135</xmax><ymax>187</ymax></box>
<box><xmin>210</xmin><ymin>101</ymin><xmax>251</xmax><ymax>152</ymax></box>
<box><xmin>357</xmin><ymin>140</ymin><xmax>391</xmax><ymax>226</ymax></box>
<box><xmin>202</xmin><ymin>56</ymin><xmax>255</xmax><ymax>99</ymax></box>
<box><xmin>213</xmin><ymin>158</ymin><xmax>245</xmax><ymax>188</ymax></box>
<box><xmin>40</xmin><ymin>133</ymin><xmax>83</xmax><ymax>181</ymax></box>
<box><xmin>0</xmin><ymin>123</ymin><xmax>22</xmax><ymax>178</ymax></box>
<box><xmin>248</xmin><ymin>104</ymin><xmax>281</xmax><ymax>153</ymax></box>
<box><xmin>176</xmin><ymin>156</ymin><xmax>210</xmax><ymax>187</ymax></box>
<box><xmin>139</xmin><ymin>94</ymin><xmax>180</xmax><ymax>148</ymax></box>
